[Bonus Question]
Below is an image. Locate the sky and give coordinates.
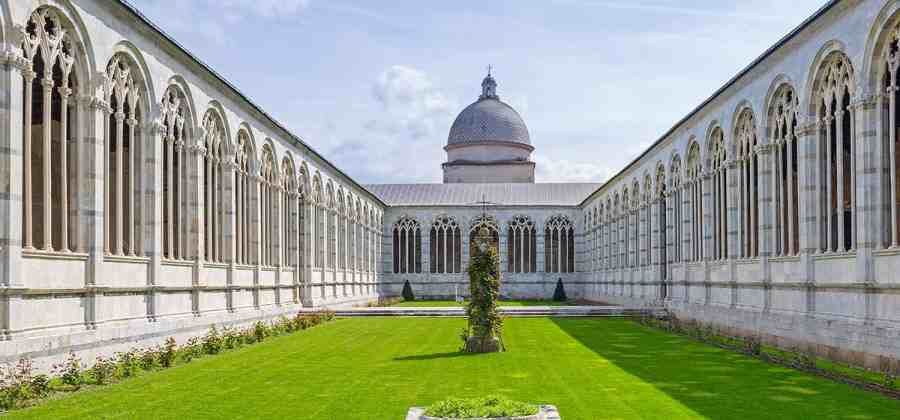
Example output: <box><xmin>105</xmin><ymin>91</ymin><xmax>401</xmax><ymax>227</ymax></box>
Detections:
<box><xmin>130</xmin><ymin>0</ymin><xmax>827</xmax><ymax>184</ymax></box>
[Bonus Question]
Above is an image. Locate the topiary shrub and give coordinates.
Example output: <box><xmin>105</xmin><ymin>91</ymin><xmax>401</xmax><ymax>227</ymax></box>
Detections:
<box><xmin>552</xmin><ymin>278</ymin><xmax>567</xmax><ymax>302</ymax></box>
<box><xmin>462</xmin><ymin>228</ymin><xmax>503</xmax><ymax>353</ymax></box>
<box><xmin>401</xmin><ymin>280</ymin><xmax>415</xmax><ymax>301</ymax></box>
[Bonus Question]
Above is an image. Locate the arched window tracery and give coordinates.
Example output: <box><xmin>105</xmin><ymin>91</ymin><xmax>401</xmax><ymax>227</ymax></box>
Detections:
<box><xmin>326</xmin><ymin>184</ymin><xmax>335</xmax><ymax>270</ymax></box>
<box><xmin>103</xmin><ymin>54</ymin><xmax>145</xmax><ymax>257</ymax></box>
<box><xmin>202</xmin><ymin>110</ymin><xmax>225</xmax><ymax>263</ymax></box>
<box><xmin>393</xmin><ymin>217</ymin><xmax>421</xmax><ymax>274</ymax></box>
<box><xmin>883</xmin><ymin>25</ymin><xmax>900</xmax><ymax>248</ymax></box>
<box><xmin>770</xmin><ymin>85</ymin><xmax>800</xmax><ymax>256</ymax></box>
<box><xmin>281</xmin><ymin>158</ymin><xmax>297</xmax><ymax>267</ymax></box>
<box><xmin>506</xmin><ymin>215</ymin><xmax>536</xmax><ymax>273</ymax></box>
<box><xmin>160</xmin><ymin>86</ymin><xmax>192</xmax><ymax>261</ymax></box>
<box><xmin>814</xmin><ymin>52</ymin><xmax>855</xmax><ymax>253</ymax></box>
<box><xmin>337</xmin><ymin>193</ymin><xmax>346</xmax><ymax>271</ymax></box>
<box><xmin>545</xmin><ymin>215</ymin><xmax>574</xmax><ymax>273</ymax></box>
<box><xmin>735</xmin><ymin>110</ymin><xmax>759</xmax><ymax>258</ymax></box>
<box><xmin>709</xmin><ymin>129</ymin><xmax>728</xmax><ymax>260</ymax></box>
<box><xmin>668</xmin><ymin>157</ymin><xmax>682</xmax><ymax>264</ymax></box>
<box><xmin>687</xmin><ymin>143</ymin><xmax>703</xmax><ymax>261</ymax></box>
<box><xmin>20</xmin><ymin>8</ymin><xmax>82</xmax><ymax>253</ymax></box>
<box><xmin>259</xmin><ymin>146</ymin><xmax>277</xmax><ymax>266</ymax></box>
<box><xmin>234</xmin><ymin>132</ymin><xmax>253</xmax><ymax>265</ymax></box>
<box><xmin>431</xmin><ymin>216</ymin><xmax>461</xmax><ymax>274</ymax></box>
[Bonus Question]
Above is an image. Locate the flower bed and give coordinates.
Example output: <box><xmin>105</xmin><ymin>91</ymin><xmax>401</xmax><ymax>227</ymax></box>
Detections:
<box><xmin>404</xmin><ymin>395</ymin><xmax>562</xmax><ymax>420</ymax></box>
<box><xmin>0</xmin><ymin>310</ymin><xmax>335</xmax><ymax>412</ymax></box>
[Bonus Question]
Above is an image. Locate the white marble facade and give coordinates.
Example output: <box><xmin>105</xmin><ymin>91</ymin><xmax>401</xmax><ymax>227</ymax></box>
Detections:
<box><xmin>1</xmin><ymin>0</ymin><xmax>900</xmax><ymax>371</ymax></box>
<box><xmin>0</xmin><ymin>0</ymin><xmax>382</xmax><ymax>367</ymax></box>
<box><xmin>580</xmin><ymin>0</ymin><xmax>900</xmax><ymax>368</ymax></box>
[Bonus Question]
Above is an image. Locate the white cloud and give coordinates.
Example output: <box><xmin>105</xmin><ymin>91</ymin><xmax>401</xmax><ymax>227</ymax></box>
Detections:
<box><xmin>371</xmin><ymin>65</ymin><xmax>455</xmax><ymax>140</ymax></box>
<box><xmin>534</xmin><ymin>155</ymin><xmax>612</xmax><ymax>183</ymax></box>
<box><xmin>137</xmin><ymin>0</ymin><xmax>311</xmax><ymax>44</ymax></box>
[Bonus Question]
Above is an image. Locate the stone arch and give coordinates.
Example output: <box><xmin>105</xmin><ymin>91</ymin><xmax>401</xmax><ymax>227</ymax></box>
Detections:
<box><xmin>164</xmin><ymin>75</ymin><xmax>198</xmax><ymax>134</ymax></box>
<box><xmin>862</xmin><ymin>0</ymin><xmax>900</xmax><ymax>95</ymax></box>
<box><xmin>763</xmin><ymin>75</ymin><xmax>798</xmax><ymax>140</ymax></box>
<box><xmin>108</xmin><ymin>42</ymin><xmax>154</xmax><ymax>120</ymax></box>
<box><xmin>18</xmin><ymin>2</ymin><xmax>95</xmax><ymax>93</ymax></box>
<box><xmin>235</xmin><ymin>123</ymin><xmax>257</xmax><ymax>170</ymax></box>
<box><xmin>205</xmin><ymin>100</ymin><xmax>231</xmax><ymax>145</ymax></box>
<box><xmin>731</xmin><ymin>101</ymin><xmax>758</xmax><ymax>152</ymax></box>
<box><xmin>804</xmin><ymin>40</ymin><xmax>852</xmax><ymax>116</ymax></box>
<box><xmin>298</xmin><ymin>161</ymin><xmax>310</xmax><ymax>196</ymax></box>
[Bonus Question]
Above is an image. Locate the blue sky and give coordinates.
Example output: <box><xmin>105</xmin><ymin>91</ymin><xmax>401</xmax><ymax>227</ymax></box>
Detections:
<box><xmin>131</xmin><ymin>0</ymin><xmax>826</xmax><ymax>184</ymax></box>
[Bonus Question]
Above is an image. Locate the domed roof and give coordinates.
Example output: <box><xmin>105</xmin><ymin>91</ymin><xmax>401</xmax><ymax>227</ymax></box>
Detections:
<box><xmin>447</xmin><ymin>73</ymin><xmax>531</xmax><ymax>148</ymax></box>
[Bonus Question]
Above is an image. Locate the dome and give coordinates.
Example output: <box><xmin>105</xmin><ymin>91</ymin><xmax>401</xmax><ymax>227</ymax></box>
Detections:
<box><xmin>446</xmin><ymin>73</ymin><xmax>531</xmax><ymax>148</ymax></box>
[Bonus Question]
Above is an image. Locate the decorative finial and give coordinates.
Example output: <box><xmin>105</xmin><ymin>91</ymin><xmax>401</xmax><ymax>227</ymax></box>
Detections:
<box><xmin>479</xmin><ymin>67</ymin><xmax>498</xmax><ymax>100</ymax></box>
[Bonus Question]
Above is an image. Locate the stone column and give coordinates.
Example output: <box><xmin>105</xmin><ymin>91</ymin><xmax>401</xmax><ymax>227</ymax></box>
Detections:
<box><xmin>221</xmin><ymin>145</ymin><xmax>236</xmax><ymax>312</ymax></box>
<box><xmin>848</xmin><ymin>94</ymin><xmax>877</xmax><ymax>285</ymax></box>
<box><xmin>0</xmin><ymin>47</ymin><xmax>26</xmax><ymax>339</ymax></box>
<box><xmin>83</xmin><ymin>91</ymin><xmax>110</xmax><ymax>329</ymax></box>
<box><xmin>143</xmin><ymin>117</ymin><xmax>165</xmax><ymax>320</ymax></box>
<box><xmin>251</xmin><ymin>171</ymin><xmax>261</xmax><ymax>308</ymax></box>
<box><xmin>756</xmin><ymin>143</ymin><xmax>774</xmax><ymax>307</ymax></box>
<box><xmin>190</xmin><ymin>132</ymin><xmax>205</xmax><ymax>316</ymax></box>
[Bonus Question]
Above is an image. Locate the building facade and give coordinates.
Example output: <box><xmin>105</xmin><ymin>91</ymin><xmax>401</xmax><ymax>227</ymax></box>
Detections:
<box><xmin>0</xmin><ymin>0</ymin><xmax>899</xmax><ymax>371</ymax></box>
<box><xmin>0</xmin><ymin>0</ymin><xmax>383</xmax><ymax>368</ymax></box>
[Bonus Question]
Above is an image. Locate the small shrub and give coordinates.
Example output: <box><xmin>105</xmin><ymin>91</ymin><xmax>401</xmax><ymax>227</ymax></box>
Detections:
<box><xmin>401</xmin><ymin>280</ymin><xmax>415</xmax><ymax>301</ymax></box>
<box><xmin>116</xmin><ymin>349</ymin><xmax>140</xmax><ymax>378</ymax></box>
<box><xmin>29</xmin><ymin>374</ymin><xmax>49</xmax><ymax>398</ymax></box>
<box><xmin>202</xmin><ymin>326</ymin><xmax>223</xmax><ymax>355</ymax></box>
<box><xmin>0</xmin><ymin>359</ymin><xmax>37</xmax><ymax>410</ymax></box>
<box><xmin>253</xmin><ymin>321</ymin><xmax>268</xmax><ymax>343</ymax></box>
<box><xmin>552</xmin><ymin>278</ymin><xmax>567</xmax><ymax>302</ymax></box>
<box><xmin>56</xmin><ymin>351</ymin><xmax>83</xmax><ymax>387</ymax></box>
<box><xmin>139</xmin><ymin>347</ymin><xmax>159</xmax><ymax>371</ymax></box>
<box><xmin>89</xmin><ymin>356</ymin><xmax>117</xmax><ymax>385</ymax></box>
<box><xmin>744</xmin><ymin>336</ymin><xmax>762</xmax><ymax>356</ymax></box>
<box><xmin>180</xmin><ymin>337</ymin><xmax>203</xmax><ymax>363</ymax></box>
<box><xmin>425</xmin><ymin>395</ymin><xmax>538</xmax><ymax>418</ymax></box>
<box><xmin>160</xmin><ymin>337</ymin><xmax>178</xmax><ymax>368</ymax></box>
<box><xmin>222</xmin><ymin>328</ymin><xmax>243</xmax><ymax>350</ymax></box>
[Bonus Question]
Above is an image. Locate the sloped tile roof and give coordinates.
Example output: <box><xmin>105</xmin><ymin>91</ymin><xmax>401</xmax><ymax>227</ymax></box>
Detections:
<box><xmin>365</xmin><ymin>183</ymin><xmax>601</xmax><ymax>207</ymax></box>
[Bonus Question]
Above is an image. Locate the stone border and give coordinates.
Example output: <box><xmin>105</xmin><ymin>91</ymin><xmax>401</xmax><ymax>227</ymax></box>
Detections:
<box><xmin>406</xmin><ymin>405</ymin><xmax>560</xmax><ymax>420</ymax></box>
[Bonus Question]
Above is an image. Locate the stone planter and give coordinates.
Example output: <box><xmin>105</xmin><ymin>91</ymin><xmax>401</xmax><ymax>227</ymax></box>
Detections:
<box><xmin>405</xmin><ymin>405</ymin><xmax>560</xmax><ymax>420</ymax></box>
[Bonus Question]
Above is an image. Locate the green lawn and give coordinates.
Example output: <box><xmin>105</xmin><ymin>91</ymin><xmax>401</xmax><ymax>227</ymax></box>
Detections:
<box><xmin>11</xmin><ymin>318</ymin><xmax>899</xmax><ymax>419</ymax></box>
<box><xmin>390</xmin><ymin>299</ymin><xmax>577</xmax><ymax>307</ymax></box>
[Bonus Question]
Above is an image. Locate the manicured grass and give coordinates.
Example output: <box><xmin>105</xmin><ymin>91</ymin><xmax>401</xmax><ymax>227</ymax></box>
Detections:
<box><xmin>10</xmin><ymin>318</ymin><xmax>899</xmax><ymax>419</ymax></box>
<box><xmin>390</xmin><ymin>299</ymin><xmax>576</xmax><ymax>307</ymax></box>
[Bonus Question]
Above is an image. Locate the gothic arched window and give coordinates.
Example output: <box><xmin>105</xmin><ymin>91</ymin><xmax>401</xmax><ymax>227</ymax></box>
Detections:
<box><xmin>709</xmin><ymin>128</ymin><xmax>728</xmax><ymax>260</ymax></box>
<box><xmin>259</xmin><ymin>146</ymin><xmax>277</xmax><ymax>266</ymax></box>
<box><xmin>545</xmin><ymin>215</ymin><xmax>574</xmax><ymax>273</ymax></box>
<box><xmin>507</xmin><ymin>215</ymin><xmax>536</xmax><ymax>273</ymax></box>
<box><xmin>735</xmin><ymin>109</ymin><xmax>759</xmax><ymax>258</ymax></box>
<box><xmin>393</xmin><ymin>217</ymin><xmax>421</xmax><ymax>274</ymax></box>
<box><xmin>20</xmin><ymin>8</ymin><xmax>84</xmax><ymax>253</ymax></box>
<box><xmin>815</xmin><ymin>52</ymin><xmax>855</xmax><ymax>253</ymax></box>
<box><xmin>160</xmin><ymin>86</ymin><xmax>192</xmax><ymax>261</ymax></box>
<box><xmin>104</xmin><ymin>55</ymin><xmax>145</xmax><ymax>257</ymax></box>
<box><xmin>770</xmin><ymin>85</ymin><xmax>800</xmax><ymax>256</ymax></box>
<box><xmin>202</xmin><ymin>109</ymin><xmax>225</xmax><ymax>263</ymax></box>
<box><xmin>686</xmin><ymin>143</ymin><xmax>703</xmax><ymax>261</ymax></box>
<box><xmin>430</xmin><ymin>216</ymin><xmax>461</xmax><ymax>274</ymax></box>
<box><xmin>234</xmin><ymin>132</ymin><xmax>253</xmax><ymax>265</ymax></box>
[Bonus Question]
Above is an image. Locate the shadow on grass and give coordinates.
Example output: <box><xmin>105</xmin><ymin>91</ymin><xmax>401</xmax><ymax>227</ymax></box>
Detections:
<box><xmin>551</xmin><ymin>317</ymin><xmax>900</xmax><ymax>420</ymax></box>
<box><xmin>393</xmin><ymin>351</ymin><xmax>481</xmax><ymax>362</ymax></box>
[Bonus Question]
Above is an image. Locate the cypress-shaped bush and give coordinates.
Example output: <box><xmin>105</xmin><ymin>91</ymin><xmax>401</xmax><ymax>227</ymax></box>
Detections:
<box><xmin>553</xmin><ymin>278</ymin><xmax>567</xmax><ymax>302</ymax></box>
<box><xmin>401</xmin><ymin>280</ymin><xmax>415</xmax><ymax>301</ymax></box>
